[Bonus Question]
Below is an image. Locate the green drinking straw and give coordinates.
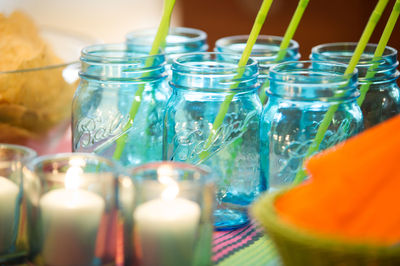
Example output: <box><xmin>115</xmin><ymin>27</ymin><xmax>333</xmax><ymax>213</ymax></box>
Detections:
<box><xmin>198</xmin><ymin>0</ymin><xmax>275</xmax><ymax>162</ymax></box>
<box><xmin>358</xmin><ymin>0</ymin><xmax>400</xmax><ymax>106</ymax></box>
<box><xmin>292</xmin><ymin>0</ymin><xmax>390</xmax><ymax>185</ymax></box>
<box><xmin>259</xmin><ymin>0</ymin><xmax>310</xmax><ymax>104</ymax></box>
<box><xmin>112</xmin><ymin>0</ymin><xmax>176</xmax><ymax>160</ymax></box>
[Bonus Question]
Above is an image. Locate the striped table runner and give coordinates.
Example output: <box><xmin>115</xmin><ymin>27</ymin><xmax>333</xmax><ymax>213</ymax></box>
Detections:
<box><xmin>213</xmin><ymin>222</ymin><xmax>280</xmax><ymax>266</ymax></box>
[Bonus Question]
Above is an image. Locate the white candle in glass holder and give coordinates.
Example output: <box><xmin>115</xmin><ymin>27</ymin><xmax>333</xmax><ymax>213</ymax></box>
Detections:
<box><xmin>134</xmin><ymin>180</ymin><xmax>201</xmax><ymax>266</ymax></box>
<box><xmin>0</xmin><ymin>176</ymin><xmax>19</xmax><ymax>254</ymax></box>
<box><xmin>39</xmin><ymin>167</ymin><xmax>105</xmax><ymax>266</ymax></box>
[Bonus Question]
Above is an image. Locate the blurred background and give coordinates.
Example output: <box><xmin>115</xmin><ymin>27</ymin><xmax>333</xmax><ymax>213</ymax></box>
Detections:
<box><xmin>1</xmin><ymin>0</ymin><xmax>399</xmax><ymax>57</ymax></box>
<box><xmin>180</xmin><ymin>0</ymin><xmax>400</xmax><ymax>57</ymax></box>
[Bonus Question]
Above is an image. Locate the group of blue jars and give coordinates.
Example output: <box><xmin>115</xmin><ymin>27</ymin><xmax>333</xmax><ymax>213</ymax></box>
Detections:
<box><xmin>72</xmin><ymin>27</ymin><xmax>400</xmax><ymax>230</ymax></box>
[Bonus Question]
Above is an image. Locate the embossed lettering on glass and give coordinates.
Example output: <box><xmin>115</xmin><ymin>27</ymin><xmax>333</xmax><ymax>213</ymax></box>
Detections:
<box><xmin>72</xmin><ymin>44</ymin><xmax>169</xmax><ymax>166</ymax></box>
<box><xmin>311</xmin><ymin>43</ymin><xmax>400</xmax><ymax>129</ymax></box>
<box><xmin>163</xmin><ymin>52</ymin><xmax>263</xmax><ymax>230</ymax></box>
<box><xmin>215</xmin><ymin>35</ymin><xmax>300</xmax><ymax>104</ymax></box>
<box><xmin>260</xmin><ymin>61</ymin><xmax>363</xmax><ymax>191</ymax></box>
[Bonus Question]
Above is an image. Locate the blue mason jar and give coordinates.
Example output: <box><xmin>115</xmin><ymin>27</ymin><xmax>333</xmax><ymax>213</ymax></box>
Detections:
<box><xmin>126</xmin><ymin>27</ymin><xmax>209</xmax><ymax>65</ymax></box>
<box><xmin>311</xmin><ymin>43</ymin><xmax>400</xmax><ymax>129</ymax></box>
<box><xmin>163</xmin><ymin>52</ymin><xmax>263</xmax><ymax>230</ymax></box>
<box><xmin>215</xmin><ymin>35</ymin><xmax>300</xmax><ymax>104</ymax></box>
<box><xmin>260</xmin><ymin>61</ymin><xmax>363</xmax><ymax>190</ymax></box>
<box><xmin>72</xmin><ymin>43</ymin><xmax>169</xmax><ymax>167</ymax></box>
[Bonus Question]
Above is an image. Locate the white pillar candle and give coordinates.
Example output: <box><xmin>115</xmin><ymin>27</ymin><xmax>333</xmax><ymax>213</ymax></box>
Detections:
<box><xmin>134</xmin><ymin>197</ymin><xmax>201</xmax><ymax>266</ymax></box>
<box><xmin>0</xmin><ymin>176</ymin><xmax>19</xmax><ymax>254</ymax></box>
<box><xmin>39</xmin><ymin>188</ymin><xmax>105</xmax><ymax>266</ymax></box>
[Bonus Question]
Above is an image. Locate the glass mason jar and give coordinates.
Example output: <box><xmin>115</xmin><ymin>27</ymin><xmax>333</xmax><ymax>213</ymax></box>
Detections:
<box><xmin>163</xmin><ymin>52</ymin><xmax>263</xmax><ymax>230</ymax></box>
<box><xmin>260</xmin><ymin>61</ymin><xmax>364</xmax><ymax>191</ymax></box>
<box><xmin>215</xmin><ymin>35</ymin><xmax>300</xmax><ymax>104</ymax></box>
<box><xmin>126</xmin><ymin>27</ymin><xmax>209</xmax><ymax>65</ymax></box>
<box><xmin>311</xmin><ymin>43</ymin><xmax>400</xmax><ymax>129</ymax></box>
<box><xmin>72</xmin><ymin>44</ymin><xmax>169</xmax><ymax>167</ymax></box>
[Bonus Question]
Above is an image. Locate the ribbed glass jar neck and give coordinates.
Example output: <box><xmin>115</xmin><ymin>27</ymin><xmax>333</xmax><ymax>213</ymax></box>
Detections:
<box><xmin>311</xmin><ymin>43</ymin><xmax>399</xmax><ymax>84</ymax></box>
<box><xmin>268</xmin><ymin>61</ymin><xmax>359</xmax><ymax>102</ymax></box>
<box><xmin>215</xmin><ymin>35</ymin><xmax>300</xmax><ymax>75</ymax></box>
<box><xmin>126</xmin><ymin>27</ymin><xmax>208</xmax><ymax>56</ymax></box>
<box><xmin>170</xmin><ymin>52</ymin><xmax>259</xmax><ymax>93</ymax></box>
<box><xmin>79</xmin><ymin>43</ymin><xmax>166</xmax><ymax>82</ymax></box>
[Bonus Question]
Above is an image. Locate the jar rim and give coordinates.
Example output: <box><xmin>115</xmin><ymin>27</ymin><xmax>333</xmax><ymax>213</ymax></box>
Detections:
<box><xmin>126</xmin><ymin>27</ymin><xmax>208</xmax><ymax>46</ymax></box>
<box><xmin>26</xmin><ymin>152</ymin><xmax>121</xmax><ymax>173</ymax></box>
<box><xmin>0</xmin><ymin>143</ymin><xmax>37</xmax><ymax>162</ymax></box>
<box><xmin>269</xmin><ymin>60</ymin><xmax>358</xmax><ymax>84</ymax></box>
<box><xmin>172</xmin><ymin>52</ymin><xmax>258</xmax><ymax>74</ymax></box>
<box><xmin>215</xmin><ymin>35</ymin><xmax>300</xmax><ymax>55</ymax></box>
<box><xmin>311</xmin><ymin>42</ymin><xmax>398</xmax><ymax>64</ymax></box>
<box><xmin>129</xmin><ymin>161</ymin><xmax>211</xmax><ymax>180</ymax></box>
<box><xmin>81</xmin><ymin>43</ymin><xmax>166</xmax><ymax>66</ymax></box>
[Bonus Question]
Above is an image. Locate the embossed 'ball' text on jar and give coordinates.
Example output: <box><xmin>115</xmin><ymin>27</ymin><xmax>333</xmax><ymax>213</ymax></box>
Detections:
<box><xmin>72</xmin><ymin>44</ymin><xmax>169</xmax><ymax>166</ymax></box>
<box><xmin>163</xmin><ymin>52</ymin><xmax>263</xmax><ymax>230</ymax></box>
<box><xmin>260</xmin><ymin>61</ymin><xmax>364</xmax><ymax>191</ymax></box>
<box><xmin>311</xmin><ymin>43</ymin><xmax>400</xmax><ymax>129</ymax></box>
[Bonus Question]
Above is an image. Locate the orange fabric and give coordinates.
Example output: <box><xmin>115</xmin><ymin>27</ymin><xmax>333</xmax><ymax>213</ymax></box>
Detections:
<box><xmin>276</xmin><ymin>114</ymin><xmax>400</xmax><ymax>245</ymax></box>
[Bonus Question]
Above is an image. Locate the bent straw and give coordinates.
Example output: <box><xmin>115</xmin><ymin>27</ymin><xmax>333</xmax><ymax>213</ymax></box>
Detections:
<box><xmin>112</xmin><ymin>0</ymin><xmax>176</xmax><ymax>160</ymax></box>
<box><xmin>259</xmin><ymin>0</ymin><xmax>310</xmax><ymax>104</ymax></box>
<box><xmin>358</xmin><ymin>0</ymin><xmax>400</xmax><ymax>106</ymax></box>
<box><xmin>293</xmin><ymin>0</ymin><xmax>390</xmax><ymax>185</ymax></box>
<box><xmin>198</xmin><ymin>0</ymin><xmax>275</xmax><ymax>162</ymax></box>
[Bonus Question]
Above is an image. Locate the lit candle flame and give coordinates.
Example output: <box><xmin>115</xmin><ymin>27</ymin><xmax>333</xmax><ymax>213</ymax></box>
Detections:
<box><xmin>65</xmin><ymin>158</ymin><xmax>86</xmax><ymax>190</ymax></box>
<box><xmin>157</xmin><ymin>164</ymin><xmax>179</xmax><ymax>200</ymax></box>
<box><xmin>161</xmin><ymin>184</ymin><xmax>179</xmax><ymax>200</ymax></box>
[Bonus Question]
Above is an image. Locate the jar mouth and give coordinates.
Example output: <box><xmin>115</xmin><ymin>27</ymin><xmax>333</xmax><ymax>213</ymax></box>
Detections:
<box><xmin>81</xmin><ymin>43</ymin><xmax>165</xmax><ymax>66</ymax></box>
<box><xmin>26</xmin><ymin>152</ymin><xmax>120</xmax><ymax>173</ymax></box>
<box><xmin>170</xmin><ymin>52</ymin><xmax>259</xmax><ymax>92</ymax></box>
<box><xmin>215</xmin><ymin>35</ymin><xmax>300</xmax><ymax>57</ymax></box>
<box><xmin>269</xmin><ymin>60</ymin><xmax>357</xmax><ymax>84</ymax></box>
<box><xmin>129</xmin><ymin>161</ymin><xmax>212</xmax><ymax>183</ymax></box>
<box><xmin>0</xmin><ymin>143</ymin><xmax>37</xmax><ymax>162</ymax></box>
<box><xmin>311</xmin><ymin>42</ymin><xmax>398</xmax><ymax>65</ymax></box>
<box><xmin>172</xmin><ymin>52</ymin><xmax>258</xmax><ymax>74</ymax></box>
<box><xmin>268</xmin><ymin>61</ymin><xmax>359</xmax><ymax>101</ymax></box>
<box><xmin>126</xmin><ymin>27</ymin><xmax>208</xmax><ymax>47</ymax></box>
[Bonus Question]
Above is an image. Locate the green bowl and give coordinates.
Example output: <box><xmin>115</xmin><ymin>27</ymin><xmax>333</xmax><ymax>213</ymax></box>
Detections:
<box><xmin>251</xmin><ymin>190</ymin><xmax>400</xmax><ymax>266</ymax></box>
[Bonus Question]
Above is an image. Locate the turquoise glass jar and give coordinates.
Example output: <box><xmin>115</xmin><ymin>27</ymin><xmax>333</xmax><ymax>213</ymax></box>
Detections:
<box><xmin>260</xmin><ymin>61</ymin><xmax>363</xmax><ymax>190</ymax></box>
<box><xmin>215</xmin><ymin>35</ymin><xmax>300</xmax><ymax>104</ymax></box>
<box><xmin>126</xmin><ymin>27</ymin><xmax>209</xmax><ymax>64</ymax></box>
<box><xmin>311</xmin><ymin>43</ymin><xmax>400</xmax><ymax>129</ymax></box>
<box><xmin>72</xmin><ymin>44</ymin><xmax>169</xmax><ymax>167</ymax></box>
<box><xmin>163</xmin><ymin>52</ymin><xmax>263</xmax><ymax>230</ymax></box>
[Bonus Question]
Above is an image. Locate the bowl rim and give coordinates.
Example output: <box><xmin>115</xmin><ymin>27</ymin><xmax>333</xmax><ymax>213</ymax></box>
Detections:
<box><xmin>251</xmin><ymin>188</ymin><xmax>400</xmax><ymax>257</ymax></box>
<box><xmin>0</xmin><ymin>26</ymin><xmax>96</xmax><ymax>74</ymax></box>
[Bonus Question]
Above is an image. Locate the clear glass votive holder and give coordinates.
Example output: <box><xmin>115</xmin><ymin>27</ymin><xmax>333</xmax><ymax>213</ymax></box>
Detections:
<box><xmin>23</xmin><ymin>153</ymin><xmax>121</xmax><ymax>266</ymax></box>
<box><xmin>121</xmin><ymin>161</ymin><xmax>214</xmax><ymax>266</ymax></box>
<box><xmin>0</xmin><ymin>144</ymin><xmax>36</xmax><ymax>264</ymax></box>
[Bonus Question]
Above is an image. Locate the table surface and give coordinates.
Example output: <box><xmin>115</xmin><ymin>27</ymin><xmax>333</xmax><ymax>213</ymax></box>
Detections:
<box><xmin>213</xmin><ymin>222</ymin><xmax>279</xmax><ymax>266</ymax></box>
